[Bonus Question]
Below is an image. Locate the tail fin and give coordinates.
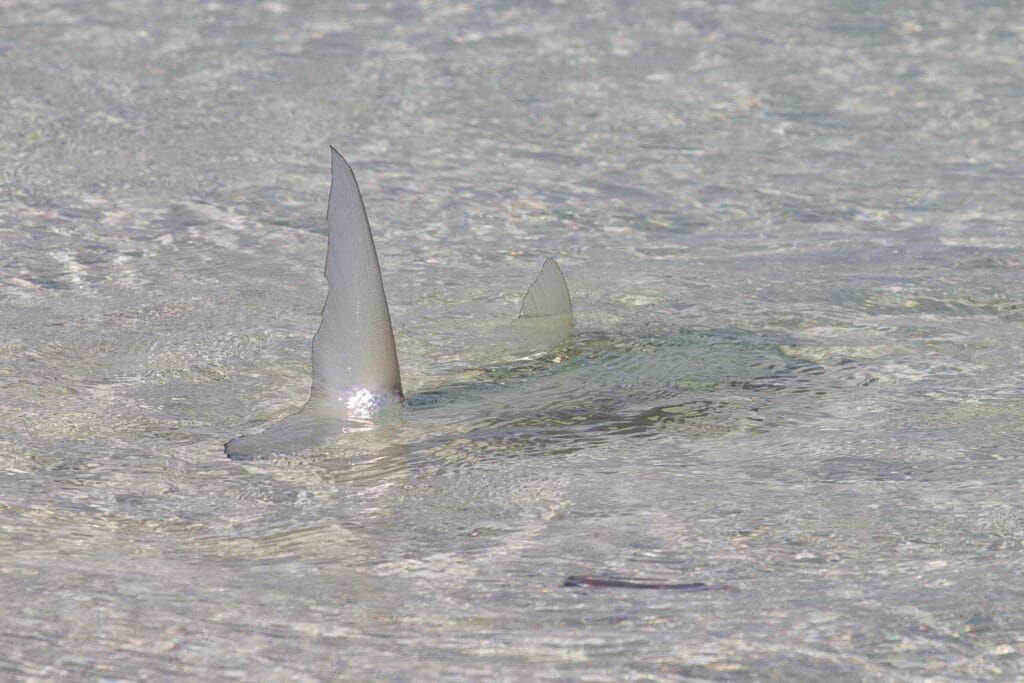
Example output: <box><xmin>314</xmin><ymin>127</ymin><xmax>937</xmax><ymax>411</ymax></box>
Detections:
<box><xmin>518</xmin><ymin>258</ymin><xmax>573</xmax><ymax>320</ymax></box>
<box><xmin>311</xmin><ymin>148</ymin><xmax>403</xmax><ymax>399</ymax></box>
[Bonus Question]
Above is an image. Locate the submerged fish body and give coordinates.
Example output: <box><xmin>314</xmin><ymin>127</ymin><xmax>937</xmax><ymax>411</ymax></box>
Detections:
<box><xmin>225</xmin><ymin>148</ymin><xmax>573</xmax><ymax>459</ymax></box>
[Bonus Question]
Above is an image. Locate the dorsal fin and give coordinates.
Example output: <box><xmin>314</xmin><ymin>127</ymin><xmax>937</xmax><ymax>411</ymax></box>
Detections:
<box><xmin>518</xmin><ymin>258</ymin><xmax>573</xmax><ymax>319</ymax></box>
<box><xmin>310</xmin><ymin>148</ymin><xmax>402</xmax><ymax>399</ymax></box>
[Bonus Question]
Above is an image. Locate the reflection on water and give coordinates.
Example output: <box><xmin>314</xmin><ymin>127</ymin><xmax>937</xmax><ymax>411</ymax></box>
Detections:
<box><xmin>3</xmin><ymin>0</ymin><xmax>1024</xmax><ymax>679</ymax></box>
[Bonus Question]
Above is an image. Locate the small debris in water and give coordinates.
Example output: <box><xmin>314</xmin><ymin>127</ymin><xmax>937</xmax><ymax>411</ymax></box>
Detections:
<box><xmin>563</xmin><ymin>575</ymin><xmax>725</xmax><ymax>591</ymax></box>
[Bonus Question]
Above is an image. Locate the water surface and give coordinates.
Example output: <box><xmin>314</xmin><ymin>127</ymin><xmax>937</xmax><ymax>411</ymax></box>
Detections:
<box><xmin>2</xmin><ymin>0</ymin><xmax>1024</xmax><ymax>679</ymax></box>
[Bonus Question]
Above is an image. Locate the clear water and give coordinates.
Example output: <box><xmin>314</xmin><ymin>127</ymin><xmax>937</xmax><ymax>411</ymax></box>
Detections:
<box><xmin>3</xmin><ymin>0</ymin><xmax>1024</xmax><ymax>679</ymax></box>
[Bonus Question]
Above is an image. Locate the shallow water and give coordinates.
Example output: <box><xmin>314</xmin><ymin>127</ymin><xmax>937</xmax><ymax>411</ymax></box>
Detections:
<box><xmin>3</xmin><ymin>0</ymin><xmax>1024</xmax><ymax>679</ymax></box>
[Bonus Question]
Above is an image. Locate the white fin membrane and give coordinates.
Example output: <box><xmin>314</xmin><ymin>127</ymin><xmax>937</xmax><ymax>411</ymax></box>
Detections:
<box><xmin>225</xmin><ymin>148</ymin><xmax>402</xmax><ymax>459</ymax></box>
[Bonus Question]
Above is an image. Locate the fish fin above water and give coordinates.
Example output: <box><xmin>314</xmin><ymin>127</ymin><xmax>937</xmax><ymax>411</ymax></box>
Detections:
<box><xmin>509</xmin><ymin>258</ymin><xmax>573</xmax><ymax>349</ymax></box>
<box><xmin>311</xmin><ymin>148</ymin><xmax>403</xmax><ymax>400</ymax></box>
<box><xmin>517</xmin><ymin>258</ymin><xmax>573</xmax><ymax>320</ymax></box>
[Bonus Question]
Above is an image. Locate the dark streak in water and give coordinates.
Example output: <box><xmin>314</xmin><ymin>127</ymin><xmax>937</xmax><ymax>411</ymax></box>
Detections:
<box><xmin>563</xmin><ymin>575</ymin><xmax>727</xmax><ymax>591</ymax></box>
